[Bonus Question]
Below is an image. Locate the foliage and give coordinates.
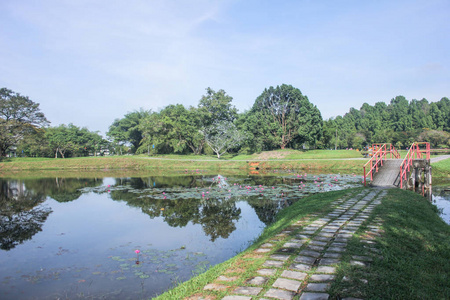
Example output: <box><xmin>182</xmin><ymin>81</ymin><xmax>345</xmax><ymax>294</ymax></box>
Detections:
<box><xmin>45</xmin><ymin>124</ymin><xmax>107</xmax><ymax>158</ymax></box>
<box><xmin>323</xmin><ymin>96</ymin><xmax>450</xmax><ymax>150</ymax></box>
<box><xmin>244</xmin><ymin>84</ymin><xmax>323</xmax><ymax>151</ymax></box>
<box><xmin>107</xmin><ymin>109</ymin><xmax>150</xmax><ymax>153</ymax></box>
<box><xmin>0</xmin><ymin>88</ymin><xmax>49</xmax><ymax>157</ymax></box>
<box><xmin>202</xmin><ymin>121</ymin><xmax>246</xmax><ymax>159</ymax></box>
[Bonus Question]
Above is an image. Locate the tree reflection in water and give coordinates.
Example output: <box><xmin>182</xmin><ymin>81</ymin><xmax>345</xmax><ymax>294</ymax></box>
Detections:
<box><xmin>0</xmin><ymin>179</ymin><xmax>51</xmax><ymax>250</ymax></box>
<box><xmin>0</xmin><ymin>178</ymin><xmax>103</xmax><ymax>250</ymax></box>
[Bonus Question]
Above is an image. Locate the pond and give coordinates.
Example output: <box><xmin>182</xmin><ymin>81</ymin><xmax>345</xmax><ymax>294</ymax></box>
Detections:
<box><xmin>0</xmin><ymin>171</ymin><xmax>448</xmax><ymax>299</ymax></box>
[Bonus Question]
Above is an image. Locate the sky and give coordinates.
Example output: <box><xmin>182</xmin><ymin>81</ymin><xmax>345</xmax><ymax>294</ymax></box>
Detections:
<box><xmin>1</xmin><ymin>0</ymin><xmax>449</xmax><ymax>136</ymax></box>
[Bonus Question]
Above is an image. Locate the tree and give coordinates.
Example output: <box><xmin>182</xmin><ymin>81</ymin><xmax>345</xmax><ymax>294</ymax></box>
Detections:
<box><xmin>0</xmin><ymin>88</ymin><xmax>49</xmax><ymax>157</ymax></box>
<box><xmin>202</xmin><ymin>121</ymin><xmax>245</xmax><ymax>159</ymax></box>
<box><xmin>139</xmin><ymin>105</ymin><xmax>205</xmax><ymax>155</ymax></box>
<box><xmin>107</xmin><ymin>109</ymin><xmax>150</xmax><ymax>153</ymax></box>
<box><xmin>247</xmin><ymin>84</ymin><xmax>323</xmax><ymax>150</ymax></box>
<box><xmin>198</xmin><ymin>87</ymin><xmax>238</xmax><ymax>126</ymax></box>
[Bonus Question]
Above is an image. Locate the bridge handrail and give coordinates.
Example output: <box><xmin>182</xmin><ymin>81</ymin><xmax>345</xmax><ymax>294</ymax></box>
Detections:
<box><xmin>363</xmin><ymin>143</ymin><xmax>401</xmax><ymax>186</ymax></box>
<box><xmin>399</xmin><ymin>142</ymin><xmax>430</xmax><ymax>188</ymax></box>
<box><xmin>363</xmin><ymin>144</ymin><xmax>386</xmax><ymax>186</ymax></box>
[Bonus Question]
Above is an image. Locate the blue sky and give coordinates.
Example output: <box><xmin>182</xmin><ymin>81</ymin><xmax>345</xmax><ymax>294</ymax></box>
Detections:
<box><xmin>1</xmin><ymin>0</ymin><xmax>449</xmax><ymax>135</ymax></box>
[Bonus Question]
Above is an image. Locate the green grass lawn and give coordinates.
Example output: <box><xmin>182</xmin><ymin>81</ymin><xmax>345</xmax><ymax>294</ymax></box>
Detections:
<box><xmin>155</xmin><ymin>188</ymin><xmax>450</xmax><ymax>299</ymax></box>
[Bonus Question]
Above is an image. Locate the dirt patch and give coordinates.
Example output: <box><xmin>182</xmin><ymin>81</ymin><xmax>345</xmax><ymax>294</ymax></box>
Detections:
<box><xmin>255</xmin><ymin>151</ymin><xmax>292</xmax><ymax>160</ymax></box>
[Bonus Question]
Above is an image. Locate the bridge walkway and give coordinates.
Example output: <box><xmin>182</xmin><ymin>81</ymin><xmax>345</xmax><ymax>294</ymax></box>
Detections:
<box><xmin>370</xmin><ymin>159</ymin><xmax>402</xmax><ymax>188</ymax></box>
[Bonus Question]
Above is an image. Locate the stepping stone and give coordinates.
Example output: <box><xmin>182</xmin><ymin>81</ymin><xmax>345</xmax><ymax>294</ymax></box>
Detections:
<box><xmin>352</xmin><ymin>255</ymin><xmax>373</xmax><ymax>261</ymax></box>
<box><xmin>204</xmin><ymin>283</ymin><xmax>228</xmax><ymax>291</ymax></box>
<box><xmin>299</xmin><ymin>292</ymin><xmax>330</xmax><ymax>300</ymax></box>
<box><xmin>289</xmin><ymin>263</ymin><xmax>311</xmax><ymax>271</ymax></box>
<box><xmin>261</xmin><ymin>243</ymin><xmax>274</xmax><ymax>248</ymax></box>
<box><xmin>319</xmin><ymin>258</ymin><xmax>340</xmax><ymax>265</ymax></box>
<box><xmin>294</xmin><ymin>256</ymin><xmax>316</xmax><ymax>264</ymax></box>
<box><xmin>281</xmin><ymin>270</ymin><xmax>307</xmax><ymax>280</ymax></box>
<box><xmin>273</xmin><ymin>278</ymin><xmax>302</xmax><ymax>292</ymax></box>
<box><xmin>217</xmin><ymin>275</ymin><xmax>238</xmax><ymax>282</ymax></box>
<box><xmin>263</xmin><ymin>260</ymin><xmax>284</xmax><ymax>268</ymax></box>
<box><xmin>257</xmin><ymin>268</ymin><xmax>277</xmax><ymax>276</ymax></box>
<box><xmin>315</xmin><ymin>266</ymin><xmax>336</xmax><ymax>274</ymax></box>
<box><xmin>305</xmin><ymin>283</ymin><xmax>329</xmax><ymax>292</ymax></box>
<box><xmin>350</xmin><ymin>260</ymin><xmax>369</xmax><ymax>267</ymax></box>
<box><xmin>310</xmin><ymin>240</ymin><xmax>327</xmax><ymax>246</ymax></box>
<box><xmin>317</xmin><ymin>232</ymin><xmax>334</xmax><ymax>238</ymax></box>
<box><xmin>255</xmin><ymin>248</ymin><xmax>272</xmax><ymax>253</ymax></box>
<box><xmin>247</xmin><ymin>276</ymin><xmax>269</xmax><ymax>285</ymax></box>
<box><xmin>323</xmin><ymin>252</ymin><xmax>341</xmax><ymax>258</ymax></box>
<box><xmin>283</xmin><ymin>242</ymin><xmax>304</xmax><ymax>248</ymax></box>
<box><xmin>314</xmin><ymin>236</ymin><xmax>332</xmax><ymax>242</ymax></box>
<box><xmin>222</xmin><ymin>296</ymin><xmax>252</xmax><ymax>300</ymax></box>
<box><xmin>233</xmin><ymin>286</ymin><xmax>263</xmax><ymax>295</ymax></box>
<box><xmin>299</xmin><ymin>250</ymin><xmax>321</xmax><ymax>258</ymax></box>
<box><xmin>327</xmin><ymin>246</ymin><xmax>345</xmax><ymax>253</ymax></box>
<box><xmin>276</xmin><ymin>248</ymin><xmax>297</xmax><ymax>254</ymax></box>
<box><xmin>306</xmin><ymin>245</ymin><xmax>324</xmax><ymax>252</ymax></box>
<box><xmin>264</xmin><ymin>288</ymin><xmax>295</xmax><ymax>300</ymax></box>
<box><xmin>270</xmin><ymin>254</ymin><xmax>290</xmax><ymax>261</ymax></box>
<box><xmin>330</xmin><ymin>242</ymin><xmax>347</xmax><ymax>247</ymax></box>
<box><xmin>301</xmin><ymin>230</ymin><xmax>317</xmax><ymax>235</ymax></box>
<box><xmin>309</xmin><ymin>274</ymin><xmax>335</xmax><ymax>282</ymax></box>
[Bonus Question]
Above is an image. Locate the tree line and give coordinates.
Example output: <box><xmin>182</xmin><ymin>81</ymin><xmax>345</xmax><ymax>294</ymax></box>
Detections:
<box><xmin>1</xmin><ymin>86</ymin><xmax>449</xmax><ymax>158</ymax></box>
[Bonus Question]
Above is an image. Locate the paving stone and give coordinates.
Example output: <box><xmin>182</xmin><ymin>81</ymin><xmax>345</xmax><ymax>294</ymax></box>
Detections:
<box><xmin>263</xmin><ymin>260</ymin><xmax>285</xmax><ymax>268</ymax></box>
<box><xmin>283</xmin><ymin>242</ymin><xmax>304</xmax><ymax>248</ymax></box>
<box><xmin>310</xmin><ymin>240</ymin><xmax>327</xmax><ymax>246</ymax></box>
<box><xmin>299</xmin><ymin>292</ymin><xmax>330</xmax><ymax>300</ymax></box>
<box><xmin>326</xmin><ymin>246</ymin><xmax>345</xmax><ymax>252</ymax></box>
<box><xmin>217</xmin><ymin>275</ymin><xmax>238</xmax><ymax>282</ymax></box>
<box><xmin>204</xmin><ymin>283</ymin><xmax>228</xmax><ymax>291</ymax></box>
<box><xmin>323</xmin><ymin>252</ymin><xmax>341</xmax><ymax>258</ymax></box>
<box><xmin>317</xmin><ymin>232</ymin><xmax>334</xmax><ymax>238</ymax></box>
<box><xmin>233</xmin><ymin>286</ymin><xmax>263</xmax><ymax>295</ymax></box>
<box><xmin>264</xmin><ymin>288</ymin><xmax>296</xmax><ymax>300</ymax></box>
<box><xmin>281</xmin><ymin>270</ymin><xmax>307</xmax><ymax>280</ymax></box>
<box><xmin>315</xmin><ymin>266</ymin><xmax>336</xmax><ymax>274</ymax></box>
<box><xmin>222</xmin><ymin>296</ymin><xmax>252</xmax><ymax>300</ymax></box>
<box><xmin>352</xmin><ymin>255</ymin><xmax>373</xmax><ymax>261</ymax></box>
<box><xmin>336</xmin><ymin>233</ymin><xmax>353</xmax><ymax>238</ymax></box>
<box><xmin>289</xmin><ymin>263</ymin><xmax>311</xmax><ymax>271</ymax></box>
<box><xmin>261</xmin><ymin>243</ymin><xmax>274</xmax><ymax>248</ymax></box>
<box><xmin>299</xmin><ymin>250</ymin><xmax>321</xmax><ymax>258</ymax></box>
<box><xmin>247</xmin><ymin>276</ymin><xmax>269</xmax><ymax>285</ymax></box>
<box><xmin>276</xmin><ymin>248</ymin><xmax>297</xmax><ymax>254</ymax></box>
<box><xmin>257</xmin><ymin>268</ymin><xmax>277</xmax><ymax>276</ymax></box>
<box><xmin>330</xmin><ymin>242</ymin><xmax>347</xmax><ymax>247</ymax></box>
<box><xmin>309</xmin><ymin>274</ymin><xmax>336</xmax><ymax>282</ymax></box>
<box><xmin>305</xmin><ymin>283</ymin><xmax>329</xmax><ymax>292</ymax></box>
<box><xmin>350</xmin><ymin>260</ymin><xmax>369</xmax><ymax>267</ymax></box>
<box><xmin>270</xmin><ymin>254</ymin><xmax>290</xmax><ymax>261</ymax></box>
<box><xmin>301</xmin><ymin>230</ymin><xmax>317</xmax><ymax>235</ymax></box>
<box><xmin>306</xmin><ymin>245</ymin><xmax>324</xmax><ymax>252</ymax></box>
<box><xmin>319</xmin><ymin>258</ymin><xmax>340</xmax><ymax>265</ymax></box>
<box><xmin>314</xmin><ymin>236</ymin><xmax>332</xmax><ymax>242</ymax></box>
<box><xmin>273</xmin><ymin>278</ymin><xmax>302</xmax><ymax>292</ymax></box>
<box><xmin>294</xmin><ymin>255</ymin><xmax>316</xmax><ymax>264</ymax></box>
<box><xmin>255</xmin><ymin>248</ymin><xmax>272</xmax><ymax>253</ymax></box>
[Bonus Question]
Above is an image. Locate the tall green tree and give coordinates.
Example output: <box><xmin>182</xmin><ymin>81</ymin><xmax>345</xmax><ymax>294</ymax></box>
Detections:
<box><xmin>107</xmin><ymin>109</ymin><xmax>150</xmax><ymax>153</ymax></box>
<box><xmin>0</xmin><ymin>88</ymin><xmax>49</xmax><ymax>157</ymax></box>
<box><xmin>198</xmin><ymin>87</ymin><xmax>238</xmax><ymax>126</ymax></box>
<box><xmin>246</xmin><ymin>84</ymin><xmax>323</xmax><ymax>150</ymax></box>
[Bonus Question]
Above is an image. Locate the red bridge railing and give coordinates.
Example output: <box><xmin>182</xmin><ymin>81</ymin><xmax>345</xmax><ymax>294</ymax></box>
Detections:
<box><xmin>399</xmin><ymin>142</ymin><xmax>430</xmax><ymax>188</ymax></box>
<box><xmin>363</xmin><ymin>143</ymin><xmax>401</xmax><ymax>186</ymax></box>
<box><xmin>363</xmin><ymin>144</ymin><xmax>400</xmax><ymax>186</ymax></box>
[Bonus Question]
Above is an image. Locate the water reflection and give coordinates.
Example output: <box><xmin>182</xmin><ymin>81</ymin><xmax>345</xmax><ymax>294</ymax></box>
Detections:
<box><xmin>0</xmin><ymin>172</ymin><xmax>364</xmax><ymax>299</ymax></box>
<box><xmin>0</xmin><ymin>180</ymin><xmax>51</xmax><ymax>250</ymax></box>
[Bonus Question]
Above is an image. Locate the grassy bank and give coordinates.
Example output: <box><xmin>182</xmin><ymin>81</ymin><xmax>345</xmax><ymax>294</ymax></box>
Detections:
<box><xmin>155</xmin><ymin>187</ymin><xmax>450</xmax><ymax>299</ymax></box>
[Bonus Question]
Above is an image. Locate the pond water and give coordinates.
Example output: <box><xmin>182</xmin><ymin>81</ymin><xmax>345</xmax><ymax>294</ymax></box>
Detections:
<box><xmin>0</xmin><ymin>171</ymin><xmax>448</xmax><ymax>299</ymax></box>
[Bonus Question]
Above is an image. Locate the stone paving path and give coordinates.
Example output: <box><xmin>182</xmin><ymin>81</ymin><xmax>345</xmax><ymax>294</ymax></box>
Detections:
<box><xmin>195</xmin><ymin>188</ymin><xmax>387</xmax><ymax>300</ymax></box>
